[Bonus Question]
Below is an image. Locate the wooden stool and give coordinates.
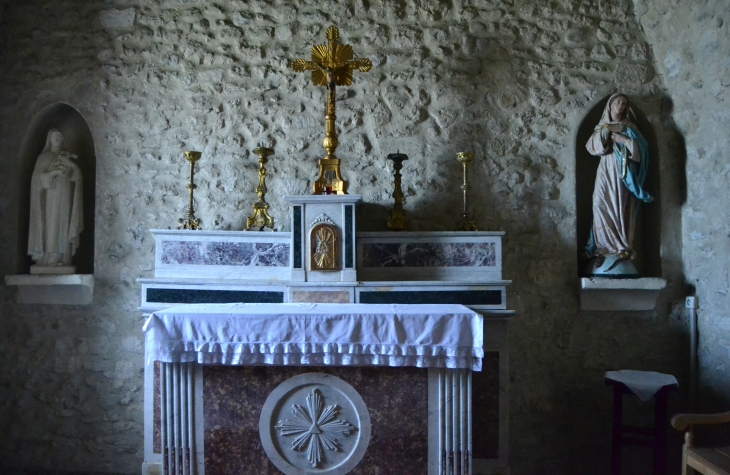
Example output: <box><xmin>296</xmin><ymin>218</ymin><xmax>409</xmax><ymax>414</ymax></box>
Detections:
<box><xmin>605</xmin><ymin>370</ymin><xmax>678</xmax><ymax>475</ymax></box>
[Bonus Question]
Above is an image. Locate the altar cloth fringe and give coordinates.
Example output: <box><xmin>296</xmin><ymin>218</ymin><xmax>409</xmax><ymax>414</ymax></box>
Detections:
<box><xmin>144</xmin><ymin>303</ymin><xmax>484</xmax><ymax>371</ymax></box>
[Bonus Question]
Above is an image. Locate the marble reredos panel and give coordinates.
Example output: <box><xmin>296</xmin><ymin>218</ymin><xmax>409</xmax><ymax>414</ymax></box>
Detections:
<box><xmin>361</xmin><ymin>241</ymin><xmax>496</xmax><ymax>268</ymax></box>
<box><xmin>160</xmin><ymin>241</ymin><xmax>289</xmax><ymax>267</ymax></box>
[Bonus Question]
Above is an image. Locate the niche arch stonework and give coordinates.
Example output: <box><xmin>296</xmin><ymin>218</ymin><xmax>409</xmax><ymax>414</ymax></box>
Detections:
<box><xmin>16</xmin><ymin>102</ymin><xmax>96</xmax><ymax>275</ymax></box>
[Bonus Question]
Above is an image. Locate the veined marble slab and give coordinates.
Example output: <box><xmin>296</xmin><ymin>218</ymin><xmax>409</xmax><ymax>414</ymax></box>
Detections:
<box><xmin>288</xmin><ymin>286</ymin><xmax>355</xmax><ymax>303</ymax></box>
<box><xmin>151</xmin><ymin>229</ymin><xmax>291</xmax><ymax>280</ymax></box>
<box><xmin>357</xmin><ymin>231</ymin><xmax>503</xmax><ymax>282</ymax></box>
<box><xmin>362</xmin><ymin>241</ymin><xmax>496</xmax><ymax>267</ymax></box>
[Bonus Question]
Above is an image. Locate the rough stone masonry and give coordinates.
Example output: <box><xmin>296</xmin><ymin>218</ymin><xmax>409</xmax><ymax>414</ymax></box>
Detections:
<box><xmin>0</xmin><ymin>0</ymin><xmax>727</xmax><ymax>473</ymax></box>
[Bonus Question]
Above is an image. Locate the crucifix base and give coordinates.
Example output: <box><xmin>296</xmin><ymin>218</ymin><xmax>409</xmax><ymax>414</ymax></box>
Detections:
<box><xmin>313</xmin><ymin>158</ymin><xmax>348</xmax><ymax>195</ymax></box>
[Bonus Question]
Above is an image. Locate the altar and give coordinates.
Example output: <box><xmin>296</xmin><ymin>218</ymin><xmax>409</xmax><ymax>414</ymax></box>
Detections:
<box><xmin>139</xmin><ymin>26</ymin><xmax>511</xmax><ymax>475</ymax></box>
<box><xmin>139</xmin><ymin>200</ymin><xmax>512</xmax><ymax>475</ymax></box>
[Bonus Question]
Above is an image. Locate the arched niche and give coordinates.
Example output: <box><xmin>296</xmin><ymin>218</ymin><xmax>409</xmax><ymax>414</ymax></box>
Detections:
<box><xmin>575</xmin><ymin>95</ymin><xmax>661</xmax><ymax>277</ymax></box>
<box><xmin>16</xmin><ymin>103</ymin><xmax>96</xmax><ymax>274</ymax></box>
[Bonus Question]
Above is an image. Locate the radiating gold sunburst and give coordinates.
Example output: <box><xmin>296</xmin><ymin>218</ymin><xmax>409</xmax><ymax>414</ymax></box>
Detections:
<box><xmin>313</xmin><ymin>227</ymin><xmax>335</xmax><ymax>268</ymax></box>
<box><xmin>291</xmin><ymin>25</ymin><xmax>371</xmax><ymax>87</ymax></box>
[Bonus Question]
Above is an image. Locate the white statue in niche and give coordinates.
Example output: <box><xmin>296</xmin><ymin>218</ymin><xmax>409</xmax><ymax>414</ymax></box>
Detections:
<box><xmin>27</xmin><ymin>129</ymin><xmax>83</xmax><ymax>274</ymax></box>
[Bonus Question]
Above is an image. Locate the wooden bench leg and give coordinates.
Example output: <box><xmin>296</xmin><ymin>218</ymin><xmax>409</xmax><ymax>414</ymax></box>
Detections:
<box><xmin>681</xmin><ymin>432</ymin><xmax>697</xmax><ymax>475</ymax></box>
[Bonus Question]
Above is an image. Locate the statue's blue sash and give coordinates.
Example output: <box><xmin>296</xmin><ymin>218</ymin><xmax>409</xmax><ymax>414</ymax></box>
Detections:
<box><xmin>616</xmin><ymin>127</ymin><xmax>652</xmax><ymax>203</ymax></box>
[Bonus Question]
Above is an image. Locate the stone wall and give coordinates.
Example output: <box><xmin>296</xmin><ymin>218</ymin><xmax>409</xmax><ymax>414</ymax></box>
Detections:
<box><xmin>0</xmin><ymin>0</ymin><xmax>695</xmax><ymax>473</ymax></box>
<box><xmin>635</xmin><ymin>0</ymin><xmax>730</xmax><ymax>412</ymax></box>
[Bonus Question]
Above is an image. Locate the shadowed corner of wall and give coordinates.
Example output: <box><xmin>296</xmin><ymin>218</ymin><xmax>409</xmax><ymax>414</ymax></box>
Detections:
<box><xmin>659</xmin><ymin>93</ymin><xmax>688</xmax><ymax>206</ymax></box>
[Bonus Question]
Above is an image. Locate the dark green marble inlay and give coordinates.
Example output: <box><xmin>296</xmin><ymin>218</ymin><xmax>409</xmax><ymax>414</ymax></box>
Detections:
<box><xmin>293</xmin><ymin>206</ymin><xmax>302</xmax><ymax>269</ymax></box>
<box><xmin>345</xmin><ymin>205</ymin><xmax>354</xmax><ymax>268</ymax></box>
<box><xmin>147</xmin><ymin>288</ymin><xmax>284</xmax><ymax>304</ymax></box>
<box><xmin>358</xmin><ymin>290</ymin><xmax>501</xmax><ymax>305</ymax></box>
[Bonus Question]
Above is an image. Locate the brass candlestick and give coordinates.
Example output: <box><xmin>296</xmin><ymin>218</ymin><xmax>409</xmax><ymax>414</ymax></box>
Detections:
<box><xmin>246</xmin><ymin>147</ymin><xmax>275</xmax><ymax>231</ymax></box>
<box><xmin>178</xmin><ymin>151</ymin><xmax>202</xmax><ymax>230</ymax></box>
<box><xmin>456</xmin><ymin>151</ymin><xmax>478</xmax><ymax>231</ymax></box>
<box><xmin>291</xmin><ymin>25</ymin><xmax>372</xmax><ymax>195</ymax></box>
<box><xmin>386</xmin><ymin>152</ymin><xmax>409</xmax><ymax>230</ymax></box>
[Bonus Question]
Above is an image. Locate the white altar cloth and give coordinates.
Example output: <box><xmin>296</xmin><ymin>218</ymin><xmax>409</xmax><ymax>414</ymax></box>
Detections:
<box><xmin>143</xmin><ymin>303</ymin><xmax>484</xmax><ymax>370</ymax></box>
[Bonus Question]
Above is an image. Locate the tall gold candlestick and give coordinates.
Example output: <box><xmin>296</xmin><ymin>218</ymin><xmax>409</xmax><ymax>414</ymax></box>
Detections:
<box><xmin>456</xmin><ymin>151</ymin><xmax>478</xmax><ymax>231</ymax></box>
<box><xmin>246</xmin><ymin>147</ymin><xmax>275</xmax><ymax>231</ymax></box>
<box><xmin>178</xmin><ymin>151</ymin><xmax>202</xmax><ymax>230</ymax></box>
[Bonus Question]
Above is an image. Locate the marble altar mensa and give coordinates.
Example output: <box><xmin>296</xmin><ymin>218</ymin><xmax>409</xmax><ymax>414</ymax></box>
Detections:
<box><xmin>140</xmin><ymin>194</ymin><xmax>512</xmax><ymax>475</ymax></box>
<box><xmin>144</xmin><ymin>303</ymin><xmax>483</xmax><ymax>369</ymax></box>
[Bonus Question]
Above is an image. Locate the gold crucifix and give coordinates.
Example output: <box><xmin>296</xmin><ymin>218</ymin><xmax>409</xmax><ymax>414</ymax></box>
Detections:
<box><xmin>292</xmin><ymin>25</ymin><xmax>372</xmax><ymax>195</ymax></box>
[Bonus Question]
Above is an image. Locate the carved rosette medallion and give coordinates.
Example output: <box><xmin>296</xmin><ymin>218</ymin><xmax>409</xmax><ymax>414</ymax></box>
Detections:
<box><xmin>275</xmin><ymin>388</ymin><xmax>355</xmax><ymax>468</ymax></box>
<box><xmin>259</xmin><ymin>373</ymin><xmax>371</xmax><ymax>475</ymax></box>
<box><xmin>309</xmin><ymin>214</ymin><xmax>338</xmax><ymax>271</ymax></box>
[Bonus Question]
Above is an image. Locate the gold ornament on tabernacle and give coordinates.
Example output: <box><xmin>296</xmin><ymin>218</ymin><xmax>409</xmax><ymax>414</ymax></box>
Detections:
<box><xmin>310</xmin><ymin>223</ymin><xmax>338</xmax><ymax>271</ymax></box>
<box><xmin>178</xmin><ymin>151</ymin><xmax>202</xmax><ymax>230</ymax></box>
<box><xmin>246</xmin><ymin>147</ymin><xmax>275</xmax><ymax>231</ymax></box>
<box><xmin>291</xmin><ymin>25</ymin><xmax>372</xmax><ymax>195</ymax></box>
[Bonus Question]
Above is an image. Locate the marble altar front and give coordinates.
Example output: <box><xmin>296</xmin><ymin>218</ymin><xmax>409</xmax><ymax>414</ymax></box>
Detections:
<box><xmin>140</xmin><ymin>194</ymin><xmax>512</xmax><ymax>475</ymax></box>
<box><xmin>145</xmin><ymin>303</ymin><xmax>482</xmax><ymax>475</ymax></box>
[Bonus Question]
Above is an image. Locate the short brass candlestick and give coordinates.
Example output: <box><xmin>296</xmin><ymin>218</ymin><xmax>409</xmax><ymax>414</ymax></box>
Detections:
<box><xmin>456</xmin><ymin>151</ymin><xmax>478</xmax><ymax>231</ymax></box>
<box><xmin>178</xmin><ymin>151</ymin><xmax>202</xmax><ymax>230</ymax></box>
<box><xmin>386</xmin><ymin>152</ymin><xmax>409</xmax><ymax>230</ymax></box>
<box><xmin>246</xmin><ymin>147</ymin><xmax>275</xmax><ymax>231</ymax></box>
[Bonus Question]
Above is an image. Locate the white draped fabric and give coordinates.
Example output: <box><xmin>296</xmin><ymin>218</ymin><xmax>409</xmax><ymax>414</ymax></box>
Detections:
<box><xmin>143</xmin><ymin>303</ymin><xmax>484</xmax><ymax>370</ymax></box>
<box><xmin>605</xmin><ymin>370</ymin><xmax>678</xmax><ymax>401</ymax></box>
